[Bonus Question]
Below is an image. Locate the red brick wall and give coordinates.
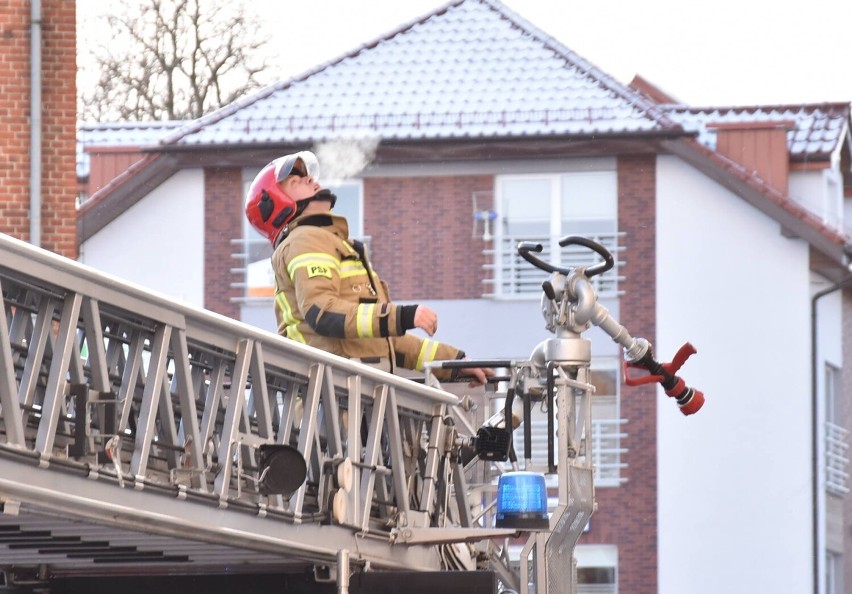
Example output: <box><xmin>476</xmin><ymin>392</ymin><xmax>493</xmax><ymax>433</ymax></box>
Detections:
<box><xmin>580</xmin><ymin>155</ymin><xmax>658</xmax><ymax>593</ymax></box>
<box><xmin>364</xmin><ymin>175</ymin><xmax>493</xmax><ymax>300</ymax></box>
<box><xmin>0</xmin><ymin>0</ymin><xmax>77</xmax><ymax>258</ymax></box>
<box><xmin>204</xmin><ymin>167</ymin><xmax>243</xmax><ymax>318</ymax></box>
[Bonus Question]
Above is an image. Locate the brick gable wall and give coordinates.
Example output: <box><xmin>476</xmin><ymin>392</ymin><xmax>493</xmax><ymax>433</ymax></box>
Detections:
<box><xmin>580</xmin><ymin>155</ymin><xmax>659</xmax><ymax>593</ymax></box>
<box><xmin>0</xmin><ymin>1</ymin><xmax>77</xmax><ymax>258</ymax></box>
<box><xmin>204</xmin><ymin>167</ymin><xmax>243</xmax><ymax>318</ymax></box>
<box><xmin>364</xmin><ymin>175</ymin><xmax>493</xmax><ymax>300</ymax></box>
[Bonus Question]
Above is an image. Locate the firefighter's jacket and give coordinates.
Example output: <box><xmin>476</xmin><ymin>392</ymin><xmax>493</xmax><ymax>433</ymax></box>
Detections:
<box><xmin>271</xmin><ymin>212</ymin><xmax>463</xmax><ymax>378</ymax></box>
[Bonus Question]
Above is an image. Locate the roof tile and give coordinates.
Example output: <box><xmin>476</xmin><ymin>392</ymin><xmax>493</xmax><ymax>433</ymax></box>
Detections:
<box><xmin>164</xmin><ymin>0</ymin><xmax>676</xmax><ymax>147</ymax></box>
<box><xmin>662</xmin><ymin>104</ymin><xmax>850</xmax><ymax>160</ymax></box>
<box><xmin>76</xmin><ymin>120</ymin><xmax>188</xmax><ymax>178</ymax></box>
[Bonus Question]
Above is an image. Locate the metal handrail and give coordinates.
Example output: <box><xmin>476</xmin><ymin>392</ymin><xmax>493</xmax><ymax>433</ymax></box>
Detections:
<box><xmin>0</xmin><ymin>231</ymin><xmax>464</xmax><ymax>571</ymax></box>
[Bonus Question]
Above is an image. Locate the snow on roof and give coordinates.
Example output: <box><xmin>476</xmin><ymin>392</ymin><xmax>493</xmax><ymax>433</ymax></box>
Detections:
<box><xmin>76</xmin><ymin>120</ymin><xmax>189</xmax><ymax>178</ymax></box>
<box><xmin>162</xmin><ymin>0</ymin><xmax>679</xmax><ymax>147</ymax></box>
<box><xmin>661</xmin><ymin>103</ymin><xmax>850</xmax><ymax>160</ymax></box>
<box><xmin>75</xmin><ymin>0</ymin><xmax>852</xmax><ymax>264</ymax></box>
<box><xmin>78</xmin><ymin>0</ymin><xmax>849</xmax><ymax>165</ymax></box>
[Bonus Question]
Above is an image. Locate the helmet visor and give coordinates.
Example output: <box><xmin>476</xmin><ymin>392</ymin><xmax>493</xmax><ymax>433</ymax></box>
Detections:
<box><xmin>272</xmin><ymin>151</ymin><xmax>320</xmax><ymax>183</ymax></box>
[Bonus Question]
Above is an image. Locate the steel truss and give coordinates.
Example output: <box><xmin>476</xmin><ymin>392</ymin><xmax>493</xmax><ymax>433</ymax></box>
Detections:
<box><xmin>0</xmin><ymin>233</ymin><xmax>495</xmax><ymax>576</ymax></box>
<box><xmin>0</xmin><ymin>232</ymin><xmax>659</xmax><ymax>594</ymax></box>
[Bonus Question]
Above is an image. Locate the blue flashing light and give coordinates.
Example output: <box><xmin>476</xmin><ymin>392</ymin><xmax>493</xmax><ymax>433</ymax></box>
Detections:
<box><xmin>495</xmin><ymin>471</ymin><xmax>549</xmax><ymax>530</ymax></box>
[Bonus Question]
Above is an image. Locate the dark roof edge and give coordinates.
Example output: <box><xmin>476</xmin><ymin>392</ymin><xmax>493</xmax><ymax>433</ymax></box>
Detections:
<box><xmin>76</xmin><ymin>126</ymin><xmax>691</xmax><ymax>246</ymax></box>
<box><xmin>662</xmin><ymin>101</ymin><xmax>852</xmax><ymax>114</ymax></box>
<box><xmin>661</xmin><ymin>137</ymin><xmax>852</xmax><ymax>269</ymax></box>
<box><xmin>152</xmin><ymin>127</ymin><xmax>692</xmax><ymax>155</ymax></box>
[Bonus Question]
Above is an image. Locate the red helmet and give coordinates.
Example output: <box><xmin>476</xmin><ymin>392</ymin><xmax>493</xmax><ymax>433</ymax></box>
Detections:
<box><xmin>244</xmin><ymin>152</ymin><xmax>320</xmax><ymax>245</ymax></box>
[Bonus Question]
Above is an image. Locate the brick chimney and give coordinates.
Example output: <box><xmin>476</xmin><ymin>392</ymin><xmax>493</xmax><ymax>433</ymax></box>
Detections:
<box><xmin>708</xmin><ymin>120</ymin><xmax>793</xmax><ymax>194</ymax></box>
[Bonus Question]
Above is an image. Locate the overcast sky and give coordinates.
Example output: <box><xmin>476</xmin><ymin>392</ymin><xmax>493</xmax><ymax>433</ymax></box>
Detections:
<box><xmin>77</xmin><ymin>0</ymin><xmax>852</xmax><ymax>108</ymax></box>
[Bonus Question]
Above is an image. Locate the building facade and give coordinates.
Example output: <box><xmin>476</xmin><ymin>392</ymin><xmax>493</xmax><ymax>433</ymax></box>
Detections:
<box><xmin>1</xmin><ymin>0</ymin><xmax>77</xmax><ymax>257</ymax></box>
<box><xmin>75</xmin><ymin>1</ymin><xmax>852</xmax><ymax>592</ymax></box>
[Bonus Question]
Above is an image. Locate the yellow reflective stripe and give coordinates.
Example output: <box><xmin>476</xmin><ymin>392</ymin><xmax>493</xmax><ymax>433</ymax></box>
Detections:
<box><xmin>286</xmin><ymin>323</ymin><xmax>307</xmax><ymax>343</ymax></box>
<box><xmin>275</xmin><ymin>291</ymin><xmax>293</xmax><ymax>324</ymax></box>
<box><xmin>287</xmin><ymin>252</ymin><xmax>340</xmax><ymax>278</ymax></box>
<box><xmin>275</xmin><ymin>291</ymin><xmax>306</xmax><ymax>343</ymax></box>
<box><xmin>340</xmin><ymin>261</ymin><xmax>368</xmax><ymax>279</ymax></box>
<box><xmin>356</xmin><ymin>303</ymin><xmax>376</xmax><ymax>338</ymax></box>
<box><xmin>416</xmin><ymin>339</ymin><xmax>440</xmax><ymax>371</ymax></box>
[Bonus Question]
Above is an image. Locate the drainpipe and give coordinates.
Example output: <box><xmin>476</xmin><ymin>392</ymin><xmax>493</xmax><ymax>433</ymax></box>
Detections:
<box><xmin>811</xmin><ymin>274</ymin><xmax>852</xmax><ymax>594</ymax></box>
<box><xmin>29</xmin><ymin>0</ymin><xmax>42</xmax><ymax>248</ymax></box>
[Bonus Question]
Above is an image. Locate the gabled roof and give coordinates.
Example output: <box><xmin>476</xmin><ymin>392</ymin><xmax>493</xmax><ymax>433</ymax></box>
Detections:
<box><xmin>76</xmin><ymin>0</ymin><xmax>852</xmax><ymax>275</ymax></box>
<box><xmin>628</xmin><ymin>76</ymin><xmax>851</xmax><ymax>162</ymax></box>
<box><xmin>160</xmin><ymin>0</ymin><xmax>682</xmax><ymax>147</ymax></box>
<box><xmin>662</xmin><ymin>103</ymin><xmax>850</xmax><ymax>162</ymax></box>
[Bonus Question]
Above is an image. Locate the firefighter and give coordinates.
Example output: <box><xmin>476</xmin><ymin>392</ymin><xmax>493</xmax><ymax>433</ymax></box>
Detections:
<box><xmin>245</xmin><ymin>151</ymin><xmax>494</xmax><ymax>386</ymax></box>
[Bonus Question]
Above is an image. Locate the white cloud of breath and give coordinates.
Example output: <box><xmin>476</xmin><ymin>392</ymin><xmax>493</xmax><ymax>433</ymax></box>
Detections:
<box><xmin>313</xmin><ymin>136</ymin><xmax>380</xmax><ymax>182</ymax></box>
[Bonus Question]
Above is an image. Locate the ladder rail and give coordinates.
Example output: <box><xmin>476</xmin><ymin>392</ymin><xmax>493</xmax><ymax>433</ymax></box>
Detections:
<box><xmin>0</xmin><ymin>233</ymin><xmax>464</xmax><ymax>556</ymax></box>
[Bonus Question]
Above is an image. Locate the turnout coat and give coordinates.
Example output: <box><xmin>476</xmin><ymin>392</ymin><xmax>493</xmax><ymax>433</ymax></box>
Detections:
<box><xmin>271</xmin><ymin>212</ymin><xmax>463</xmax><ymax>378</ymax></box>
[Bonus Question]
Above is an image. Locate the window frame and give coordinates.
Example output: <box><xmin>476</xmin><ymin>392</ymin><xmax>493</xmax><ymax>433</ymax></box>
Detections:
<box><xmin>490</xmin><ymin>168</ymin><xmax>620</xmax><ymax>300</ymax></box>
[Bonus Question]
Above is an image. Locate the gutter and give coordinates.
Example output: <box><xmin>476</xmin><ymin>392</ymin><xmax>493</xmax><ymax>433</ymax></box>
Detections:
<box><xmin>29</xmin><ymin>0</ymin><xmax>42</xmax><ymax>247</ymax></box>
<box><xmin>811</xmin><ymin>275</ymin><xmax>852</xmax><ymax>594</ymax></box>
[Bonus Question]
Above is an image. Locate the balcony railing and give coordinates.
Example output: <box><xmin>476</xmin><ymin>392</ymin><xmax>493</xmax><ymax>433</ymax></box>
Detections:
<box><xmin>230</xmin><ymin>236</ymin><xmax>273</xmax><ymax>302</ymax></box>
<box><xmin>826</xmin><ymin>421</ymin><xmax>849</xmax><ymax>495</ymax></box>
<box><xmin>483</xmin><ymin>232</ymin><xmax>624</xmax><ymax>298</ymax></box>
<box><xmin>512</xmin><ymin>418</ymin><xmax>628</xmax><ymax>486</ymax></box>
<box><xmin>592</xmin><ymin>418</ymin><xmax>629</xmax><ymax>486</ymax></box>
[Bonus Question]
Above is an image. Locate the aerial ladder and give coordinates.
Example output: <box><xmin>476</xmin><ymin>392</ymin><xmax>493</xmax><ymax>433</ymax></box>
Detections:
<box><xmin>0</xmin><ymin>231</ymin><xmax>702</xmax><ymax>593</ymax></box>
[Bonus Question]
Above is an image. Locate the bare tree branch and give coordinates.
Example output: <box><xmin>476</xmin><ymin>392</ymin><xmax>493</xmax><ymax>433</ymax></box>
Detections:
<box><xmin>79</xmin><ymin>0</ymin><xmax>270</xmax><ymax>121</ymax></box>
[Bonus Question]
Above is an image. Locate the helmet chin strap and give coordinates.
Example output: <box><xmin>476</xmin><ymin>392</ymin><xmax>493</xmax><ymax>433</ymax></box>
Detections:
<box><xmin>295</xmin><ymin>190</ymin><xmax>337</xmax><ymax>218</ymax></box>
<box><xmin>276</xmin><ymin>190</ymin><xmax>339</xmax><ymax>248</ymax></box>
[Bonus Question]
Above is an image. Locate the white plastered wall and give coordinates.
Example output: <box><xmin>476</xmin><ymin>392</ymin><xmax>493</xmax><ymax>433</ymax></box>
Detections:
<box><xmin>813</xmin><ymin>275</ymin><xmax>844</xmax><ymax>576</ymax></box>
<box><xmin>78</xmin><ymin>169</ymin><xmax>205</xmax><ymax>307</ymax></box>
<box><xmin>656</xmin><ymin>155</ymin><xmax>812</xmax><ymax>594</ymax></box>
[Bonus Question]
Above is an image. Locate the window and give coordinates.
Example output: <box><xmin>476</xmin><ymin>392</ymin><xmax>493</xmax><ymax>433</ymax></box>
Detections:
<box><xmin>328</xmin><ymin>181</ymin><xmax>363</xmax><ymax>238</ymax></box>
<box><xmin>487</xmin><ymin>170</ymin><xmax>620</xmax><ymax>298</ymax></box>
<box><xmin>507</xmin><ymin>543</ymin><xmax>617</xmax><ymax>593</ymax></box>
<box><xmin>509</xmin><ymin>359</ymin><xmax>627</xmax><ymax>486</ymax></box>
<box><xmin>238</xmin><ymin>177</ymin><xmax>363</xmax><ymax>301</ymax></box>
<box><xmin>576</xmin><ymin>544</ymin><xmax>618</xmax><ymax>594</ymax></box>
<box><xmin>826</xmin><ymin>550</ymin><xmax>843</xmax><ymax>594</ymax></box>
<box><xmin>825</xmin><ymin>363</ymin><xmax>849</xmax><ymax>495</ymax></box>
